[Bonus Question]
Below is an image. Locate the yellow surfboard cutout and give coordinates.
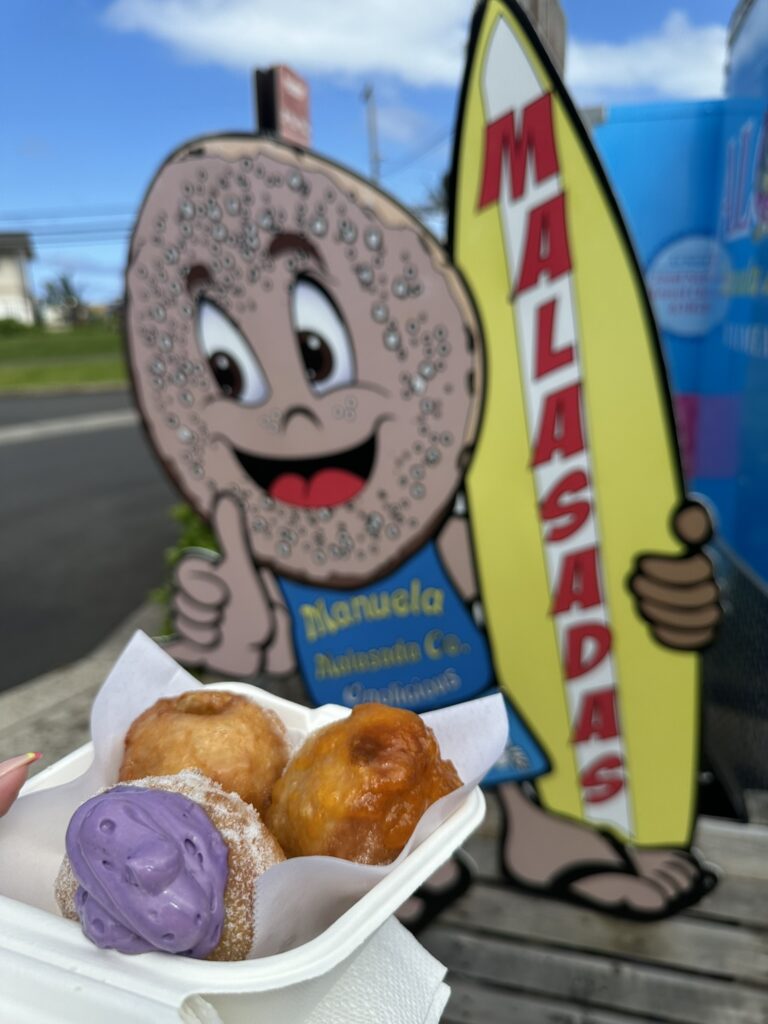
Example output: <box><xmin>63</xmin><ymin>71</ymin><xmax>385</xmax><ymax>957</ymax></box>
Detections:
<box><xmin>451</xmin><ymin>0</ymin><xmax>699</xmax><ymax>845</ymax></box>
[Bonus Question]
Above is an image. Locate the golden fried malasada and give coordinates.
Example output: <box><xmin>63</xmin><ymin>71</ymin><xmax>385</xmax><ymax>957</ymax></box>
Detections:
<box><xmin>266</xmin><ymin>702</ymin><xmax>461</xmax><ymax>864</ymax></box>
<box><xmin>119</xmin><ymin>690</ymin><xmax>289</xmax><ymax>815</ymax></box>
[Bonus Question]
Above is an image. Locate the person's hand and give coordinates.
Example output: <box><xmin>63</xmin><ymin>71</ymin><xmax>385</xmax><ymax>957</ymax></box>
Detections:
<box><xmin>0</xmin><ymin>752</ymin><xmax>41</xmax><ymax>816</ymax></box>
<box><xmin>630</xmin><ymin>502</ymin><xmax>721</xmax><ymax>650</ymax></box>
<box><xmin>165</xmin><ymin>494</ymin><xmax>276</xmax><ymax>676</ymax></box>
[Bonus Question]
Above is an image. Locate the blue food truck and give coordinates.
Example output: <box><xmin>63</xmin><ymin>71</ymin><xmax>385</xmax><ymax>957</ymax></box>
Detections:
<box><xmin>593</xmin><ymin>0</ymin><xmax>768</xmax><ymax>811</ymax></box>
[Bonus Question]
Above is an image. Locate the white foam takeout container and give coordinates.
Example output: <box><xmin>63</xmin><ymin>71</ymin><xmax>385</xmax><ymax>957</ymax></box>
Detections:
<box><xmin>0</xmin><ymin>679</ymin><xmax>488</xmax><ymax>1017</ymax></box>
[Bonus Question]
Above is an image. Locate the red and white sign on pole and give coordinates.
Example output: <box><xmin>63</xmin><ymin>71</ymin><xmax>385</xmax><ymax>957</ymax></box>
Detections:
<box><xmin>255</xmin><ymin>65</ymin><xmax>311</xmax><ymax>149</ymax></box>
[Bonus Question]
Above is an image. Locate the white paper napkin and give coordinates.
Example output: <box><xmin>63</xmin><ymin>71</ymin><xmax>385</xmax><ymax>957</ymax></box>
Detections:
<box><xmin>246</xmin><ymin>919</ymin><xmax>450</xmax><ymax>1024</ymax></box>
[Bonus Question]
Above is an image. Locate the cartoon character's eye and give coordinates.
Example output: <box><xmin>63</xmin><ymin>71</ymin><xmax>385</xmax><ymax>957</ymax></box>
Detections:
<box><xmin>196</xmin><ymin>300</ymin><xmax>269</xmax><ymax>405</ymax></box>
<box><xmin>291</xmin><ymin>278</ymin><xmax>355</xmax><ymax>395</ymax></box>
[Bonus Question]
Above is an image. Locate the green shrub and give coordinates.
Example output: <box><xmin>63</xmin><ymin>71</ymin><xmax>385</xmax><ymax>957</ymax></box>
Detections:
<box><xmin>0</xmin><ymin>318</ymin><xmax>33</xmax><ymax>337</ymax></box>
<box><xmin>152</xmin><ymin>503</ymin><xmax>220</xmax><ymax>633</ymax></box>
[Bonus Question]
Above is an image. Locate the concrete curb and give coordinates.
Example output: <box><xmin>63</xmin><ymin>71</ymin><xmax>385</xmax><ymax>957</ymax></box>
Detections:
<box><xmin>0</xmin><ymin>602</ymin><xmax>165</xmax><ymax>771</ymax></box>
<box><xmin>0</xmin><ymin>383</ymin><xmax>128</xmax><ymax>399</ymax></box>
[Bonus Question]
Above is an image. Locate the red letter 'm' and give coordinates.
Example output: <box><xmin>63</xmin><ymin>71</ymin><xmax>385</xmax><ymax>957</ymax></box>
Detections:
<box><xmin>479</xmin><ymin>94</ymin><xmax>559</xmax><ymax>208</ymax></box>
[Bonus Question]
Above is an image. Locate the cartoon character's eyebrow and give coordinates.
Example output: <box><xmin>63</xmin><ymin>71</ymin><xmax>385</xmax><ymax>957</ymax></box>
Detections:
<box><xmin>186</xmin><ymin>264</ymin><xmax>213</xmax><ymax>295</ymax></box>
<box><xmin>268</xmin><ymin>232</ymin><xmax>326</xmax><ymax>271</ymax></box>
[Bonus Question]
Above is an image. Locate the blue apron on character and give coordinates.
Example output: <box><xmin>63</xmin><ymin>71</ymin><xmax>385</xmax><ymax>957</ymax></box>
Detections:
<box><xmin>278</xmin><ymin>540</ymin><xmax>549</xmax><ymax>784</ymax></box>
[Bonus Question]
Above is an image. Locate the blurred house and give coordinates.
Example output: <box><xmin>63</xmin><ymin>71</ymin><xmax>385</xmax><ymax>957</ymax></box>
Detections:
<box><xmin>0</xmin><ymin>233</ymin><xmax>35</xmax><ymax>325</ymax></box>
<box><xmin>38</xmin><ymin>303</ymin><xmax>69</xmax><ymax>329</ymax></box>
<box><xmin>39</xmin><ymin>274</ymin><xmax>86</xmax><ymax>328</ymax></box>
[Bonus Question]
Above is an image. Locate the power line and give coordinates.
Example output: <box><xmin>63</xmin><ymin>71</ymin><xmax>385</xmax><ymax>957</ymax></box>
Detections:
<box><xmin>21</xmin><ymin>223</ymin><xmax>133</xmax><ymax>239</ymax></box>
<box><xmin>0</xmin><ymin>215</ymin><xmax>134</xmax><ymax>249</ymax></box>
<box><xmin>0</xmin><ymin>205</ymin><xmax>136</xmax><ymax>251</ymax></box>
<box><xmin>1</xmin><ymin>129</ymin><xmax>453</xmax><ymax>223</ymax></box>
<box><xmin>34</xmin><ymin>236</ymin><xmax>131</xmax><ymax>248</ymax></box>
<box><xmin>3</xmin><ymin>134</ymin><xmax>452</xmax><ymax>248</ymax></box>
<box><xmin>382</xmin><ymin>129</ymin><xmax>454</xmax><ymax>180</ymax></box>
<box><xmin>0</xmin><ymin>203</ymin><xmax>136</xmax><ymax>222</ymax></box>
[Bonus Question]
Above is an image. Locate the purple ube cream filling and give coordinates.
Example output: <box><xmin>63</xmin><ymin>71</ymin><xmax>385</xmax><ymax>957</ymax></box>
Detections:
<box><xmin>66</xmin><ymin>786</ymin><xmax>229</xmax><ymax>958</ymax></box>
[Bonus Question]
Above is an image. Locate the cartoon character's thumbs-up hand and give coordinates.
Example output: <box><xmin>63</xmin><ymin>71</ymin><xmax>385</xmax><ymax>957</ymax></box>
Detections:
<box><xmin>164</xmin><ymin>494</ymin><xmax>276</xmax><ymax>677</ymax></box>
<box><xmin>630</xmin><ymin>502</ymin><xmax>722</xmax><ymax>651</ymax></box>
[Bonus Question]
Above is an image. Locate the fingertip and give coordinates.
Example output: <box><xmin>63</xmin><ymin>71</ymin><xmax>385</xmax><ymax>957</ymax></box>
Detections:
<box><xmin>214</xmin><ymin>491</ymin><xmax>244</xmax><ymax>523</ymax></box>
<box><xmin>0</xmin><ymin>751</ymin><xmax>42</xmax><ymax>777</ymax></box>
<box><xmin>674</xmin><ymin>503</ymin><xmax>712</xmax><ymax>547</ymax></box>
<box><xmin>215</xmin><ymin>490</ymin><xmax>241</xmax><ymax>512</ymax></box>
<box><xmin>0</xmin><ymin>756</ymin><xmax>38</xmax><ymax>816</ymax></box>
<box><xmin>212</xmin><ymin>492</ymin><xmax>250</xmax><ymax>555</ymax></box>
<box><xmin>652</xmin><ymin>624</ymin><xmax>715</xmax><ymax>651</ymax></box>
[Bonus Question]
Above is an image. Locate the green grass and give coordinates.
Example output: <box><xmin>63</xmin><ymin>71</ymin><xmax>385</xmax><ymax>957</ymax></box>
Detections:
<box><xmin>0</xmin><ymin>321</ymin><xmax>127</xmax><ymax>391</ymax></box>
<box><xmin>0</xmin><ymin>358</ymin><xmax>127</xmax><ymax>390</ymax></box>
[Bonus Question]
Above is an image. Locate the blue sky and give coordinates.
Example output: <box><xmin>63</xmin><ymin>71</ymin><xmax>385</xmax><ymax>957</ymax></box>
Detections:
<box><xmin>1</xmin><ymin>0</ymin><xmax>733</xmax><ymax>304</ymax></box>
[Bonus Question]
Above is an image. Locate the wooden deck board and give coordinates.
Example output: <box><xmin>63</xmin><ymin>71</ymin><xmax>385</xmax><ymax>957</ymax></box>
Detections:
<box><xmin>442</xmin><ymin>976</ymin><xmax>674</xmax><ymax>1024</ymax></box>
<box><xmin>437</xmin><ymin>881</ymin><xmax>768</xmax><ymax>985</ymax></box>
<box><xmin>429</xmin><ymin>809</ymin><xmax>768</xmax><ymax>1023</ymax></box>
<box><xmin>424</xmin><ymin>925</ymin><xmax>768</xmax><ymax>1024</ymax></box>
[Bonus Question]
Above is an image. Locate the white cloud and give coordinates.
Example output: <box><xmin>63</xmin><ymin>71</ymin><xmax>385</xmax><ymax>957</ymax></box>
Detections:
<box><xmin>567</xmin><ymin>11</ymin><xmax>727</xmax><ymax>104</ymax></box>
<box><xmin>377</xmin><ymin>105</ymin><xmax>432</xmax><ymax>145</ymax></box>
<box><xmin>104</xmin><ymin>0</ymin><xmax>471</xmax><ymax>87</ymax></box>
<box><xmin>104</xmin><ymin>2</ymin><xmax>727</xmax><ymax>105</ymax></box>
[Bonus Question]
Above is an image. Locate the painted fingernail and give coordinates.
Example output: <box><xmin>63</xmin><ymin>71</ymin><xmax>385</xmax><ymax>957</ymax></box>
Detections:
<box><xmin>0</xmin><ymin>752</ymin><xmax>42</xmax><ymax>779</ymax></box>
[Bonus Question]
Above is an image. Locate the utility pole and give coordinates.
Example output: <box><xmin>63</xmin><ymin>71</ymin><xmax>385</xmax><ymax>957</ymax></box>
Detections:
<box><xmin>517</xmin><ymin>0</ymin><xmax>566</xmax><ymax>74</ymax></box>
<box><xmin>362</xmin><ymin>84</ymin><xmax>382</xmax><ymax>184</ymax></box>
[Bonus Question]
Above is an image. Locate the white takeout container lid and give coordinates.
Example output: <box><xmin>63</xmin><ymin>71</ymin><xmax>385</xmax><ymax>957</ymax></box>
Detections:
<box><xmin>0</xmin><ymin>681</ymin><xmax>486</xmax><ymax>1006</ymax></box>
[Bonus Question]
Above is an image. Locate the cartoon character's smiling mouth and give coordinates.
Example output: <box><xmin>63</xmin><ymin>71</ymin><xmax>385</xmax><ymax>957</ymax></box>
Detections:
<box><xmin>235</xmin><ymin>433</ymin><xmax>377</xmax><ymax>508</ymax></box>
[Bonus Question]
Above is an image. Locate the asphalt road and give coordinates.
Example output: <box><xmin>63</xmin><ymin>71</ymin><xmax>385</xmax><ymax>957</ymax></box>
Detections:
<box><xmin>0</xmin><ymin>390</ymin><xmax>179</xmax><ymax>691</ymax></box>
<box><xmin>0</xmin><ymin>392</ymin><xmax>136</xmax><ymax>429</ymax></box>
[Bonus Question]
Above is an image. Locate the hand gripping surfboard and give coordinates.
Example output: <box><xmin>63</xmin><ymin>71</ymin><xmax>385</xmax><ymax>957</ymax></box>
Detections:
<box><xmin>450</xmin><ymin>0</ymin><xmax>699</xmax><ymax>845</ymax></box>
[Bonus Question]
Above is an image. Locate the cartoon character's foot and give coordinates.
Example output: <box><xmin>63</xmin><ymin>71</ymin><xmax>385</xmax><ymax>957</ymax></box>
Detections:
<box><xmin>497</xmin><ymin>783</ymin><xmax>717</xmax><ymax>920</ymax></box>
<box><xmin>628</xmin><ymin>847</ymin><xmax>717</xmax><ymax>906</ymax></box>
<box><xmin>396</xmin><ymin>850</ymin><xmax>473</xmax><ymax>934</ymax></box>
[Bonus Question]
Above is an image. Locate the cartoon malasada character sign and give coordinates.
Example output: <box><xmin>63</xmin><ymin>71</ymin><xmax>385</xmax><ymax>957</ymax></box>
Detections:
<box><xmin>125</xmin><ymin>0</ymin><xmax>721</xmax><ymax>923</ymax></box>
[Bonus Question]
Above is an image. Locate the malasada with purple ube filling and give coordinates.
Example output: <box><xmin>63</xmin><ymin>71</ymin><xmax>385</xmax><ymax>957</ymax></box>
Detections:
<box><xmin>55</xmin><ymin>770</ymin><xmax>285</xmax><ymax>961</ymax></box>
